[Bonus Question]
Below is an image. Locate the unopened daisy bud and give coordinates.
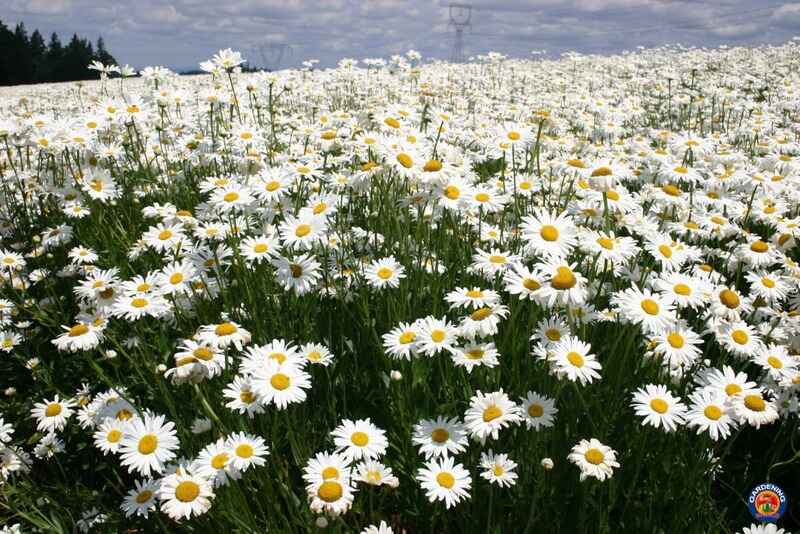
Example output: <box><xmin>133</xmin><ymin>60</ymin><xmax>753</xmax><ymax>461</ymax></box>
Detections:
<box><xmin>541</xmin><ymin>458</ymin><xmax>554</xmax><ymax>470</ymax></box>
<box><xmin>104</xmin><ymin>349</ymin><xmax>117</xmax><ymax>360</ymax></box>
<box><xmin>5</xmin><ymin>387</ymin><xmax>17</xmax><ymax>396</ymax></box>
<box><xmin>191</xmin><ymin>417</ymin><xmax>212</xmax><ymax>434</ymax></box>
<box><xmin>156</xmin><ymin>364</ymin><xmax>167</xmax><ymax>373</ymax></box>
<box><xmin>315</xmin><ymin>516</ymin><xmax>328</xmax><ymax>528</ymax></box>
<box><xmin>390</xmin><ymin>370</ymin><xmax>402</xmax><ymax>381</ymax></box>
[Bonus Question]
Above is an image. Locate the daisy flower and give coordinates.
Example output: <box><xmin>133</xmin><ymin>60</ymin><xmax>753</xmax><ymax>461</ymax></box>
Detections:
<box><xmin>417</xmin><ymin>456</ymin><xmax>472</xmax><ymax>509</ymax></box>
<box><xmin>463</xmin><ymin>389</ymin><xmax>522</xmax><ymax>442</ymax></box>
<box><xmin>631</xmin><ymin>384</ymin><xmax>687</xmax><ymax>432</ymax></box>
<box><xmin>197</xmin><ymin>320</ymin><xmax>252</xmax><ymax>350</ymax></box>
<box><xmin>279</xmin><ymin>214</ymin><xmax>327</xmax><ymax>250</ymax></box>
<box><xmin>158</xmin><ymin>471</ymin><xmax>214</xmax><ymax>521</ymax></box>
<box><xmin>685</xmin><ymin>390</ymin><xmax>735</xmax><ymax>441</ymax></box>
<box><xmin>93</xmin><ymin>419</ymin><xmax>126</xmax><ymax>455</ymax></box>
<box><xmin>551</xmin><ymin>336</ymin><xmax>602</xmax><ymax>386</ymax></box>
<box><xmin>308</xmin><ymin>476</ymin><xmax>356</xmax><ymax>516</ymax></box>
<box><xmin>119</xmin><ymin>413</ymin><xmax>180</xmax><ymax>477</ymax></box>
<box><xmin>731</xmin><ymin>390</ymin><xmax>779</xmax><ymax>429</ymax></box>
<box><xmin>52</xmin><ymin>321</ymin><xmax>104</xmax><ymax>353</ymax></box>
<box><xmin>332</xmin><ymin>418</ymin><xmax>388</xmax><ymax>463</ymax></box>
<box><xmin>567</xmin><ymin>438</ymin><xmax>620</xmax><ymax>482</ymax></box>
<box><xmin>415</xmin><ymin>316</ymin><xmax>458</xmax><ymax>357</ymax></box>
<box><xmin>479</xmin><ymin>450</ymin><xmax>518</xmax><ymax>488</ymax></box>
<box><xmin>225</xmin><ymin>432</ymin><xmax>270</xmax><ymax>472</ymax></box>
<box><xmin>451</xmin><ymin>341</ymin><xmax>500</xmax><ymax>373</ymax></box>
<box><xmin>520</xmin><ymin>209</ymin><xmax>578</xmax><ymax>259</ymax></box>
<box><xmin>445</xmin><ymin>287</ymin><xmax>502</xmax><ymax>311</ymax></box>
<box><xmin>412</xmin><ymin>416</ymin><xmax>468</xmax><ymax>459</ymax></box>
<box><xmin>612</xmin><ymin>287</ymin><xmax>676</xmax><ymax>334</ymax></box>
<box><xmin>356</xmin><ymin>460</ymin><xmax>399</xmax><ymax>487</ymax></box>
<box><xmin>31</xmin><ymin>395</ymin><xmax>75</xmax><ymax>433</ymax></box>
<box><xmin>223</xmin><ymin>376</ymin><xmax>265</xmax><ymax>418</ymax></box>
<box><xmin>458</xmin><ymin>305</ymin><xmax>509</xmax><ymax>339</ymax></box>
<box><xmin>302</xmin><ymin>450</ymin><xmax>352</xmax><ymax>489</ymax></box>
<box><xmin>364</xmin><ymin>256</ymin><xmax>406</xmax><ymax>289</ymax></box>
<box><xmin>192</xmin><ymin>438</ymin><xmax>240</xmax><ymax>487</ymax></box>
<box><xmin>251</xmin><ymin>361</ymin><xmax>312</xmax><ymax>409</ymax></box>
<box><xmin>272</xmin><ymin>253</ymin><xmax>322</xmax><ymax>295</ymax></box>
<box><xmin>382</xmin><ymin>321</ymin><xmax>420</xmax><ymax>360</ymax></box>
<box><xmin>520</xmin><ymin>391</ymin><xmax>558</xmax><ymax>430</ymax></box>
<box><xmin>121</xmin><ymin>478</ymin><xmax>160</xmax><ymax>518</ymax></box>
<box><xmin>301</xmin><ymin>342</ymin><xmax>334</xmax><ymax>366</ymax></box>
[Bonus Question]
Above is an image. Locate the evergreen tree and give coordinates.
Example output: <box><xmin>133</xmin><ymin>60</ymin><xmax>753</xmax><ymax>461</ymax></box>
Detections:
<box><xmin>0</xmin><ymin>21</ymin><xmax>119</xmax><ymax>85</ymax></box>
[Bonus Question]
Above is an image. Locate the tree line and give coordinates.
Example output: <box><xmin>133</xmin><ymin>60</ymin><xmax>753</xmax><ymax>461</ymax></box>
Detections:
<box><xmin>0</xmin><ymin>20</ymin><xmax>118</xmax><ymax>86</ymax></box>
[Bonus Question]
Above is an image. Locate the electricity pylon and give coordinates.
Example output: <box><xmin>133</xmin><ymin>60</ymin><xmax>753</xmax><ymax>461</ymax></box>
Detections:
<box><xmin>449</xmin><ymin>3</ymin><xmax>472</xmax><ymax>63</ymax></box>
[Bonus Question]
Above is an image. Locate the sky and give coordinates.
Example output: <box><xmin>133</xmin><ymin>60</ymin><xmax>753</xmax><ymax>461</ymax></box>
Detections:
<box><xmin>2</xmin><ymin>0</ymin><xmax>800</xmax><ymax>71</ymax></box>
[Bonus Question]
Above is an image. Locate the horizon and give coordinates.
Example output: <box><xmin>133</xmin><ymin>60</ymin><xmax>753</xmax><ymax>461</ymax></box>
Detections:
<box><xmin>2</xmin><ymin>1</ymin><xmax>800</xmax><ymax>72</ymax></box>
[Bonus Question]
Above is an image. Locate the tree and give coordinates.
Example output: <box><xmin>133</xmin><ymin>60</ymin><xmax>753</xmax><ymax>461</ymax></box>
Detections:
<box><xmin>0</xmin><ymin>22</ymin><xmax>119</xmax><ymax>85</ymax></box>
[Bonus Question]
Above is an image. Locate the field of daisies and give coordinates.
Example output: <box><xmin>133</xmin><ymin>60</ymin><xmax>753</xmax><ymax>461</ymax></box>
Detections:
<box><xmin>0</xmin><ymin>41</ymin><xmax>799</xmax><ymax>533</ymax></box>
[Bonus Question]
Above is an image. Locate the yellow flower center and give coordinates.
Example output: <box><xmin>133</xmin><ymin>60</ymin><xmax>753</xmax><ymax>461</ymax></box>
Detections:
<box><xmin>750</xmin><ymin>240</ymin><xmax>769</xmax><ymax>253</ymax></box>
<box><xmin>650</xmin><ymin>399</ymin><xmax>668</xmax><ymax>414</ymax></box>
<box><xmin>236</xmin><ymin>444</ymin><xmax>254</xmax><ymax>458</ymax></box>
<box><xmin>107</xmin><ymin>429</ymin><xmax>122</xmax><ymax>443</ymax></box>
<box><xmin>545</xmin><ymin>328</ymin><xmax>561</xmax><ymax>342</ymax></box>
<box><xmin>667</xmin><ymin>333</ymin><xmax>684</xmax><ymax>348</ymax></box>
<box><xmin>731</xmin><ymin>329</ymin><xmax>749</xmax><ymax>345</ymax></box>
<box><xmin>470</xmin><ymin>307</ymin><xmax>492</xmax><ymax>321</ymax></box>
<box><xmin>377</xmin><ymin>267</ymin><xmax>393</xmax><ymax>280</ymax></box>
<box><xmin>69</xmin><ymin>324</ymin><xmax>89</xmax><ymax>337</ymax></box>
<box><xmin>211</xmin><ymin>453</ymin><xmax>229</xmax><ymax>469</ymax></box>
<box><xmin>597</xmin><ymin>237</ymin><xmax>614</xmax><ymax>250</ymax></box>
<box><xmin>265</xmin><ymin>181</ymin><xmax>280</xmax><ymax>192</ymax></box>
<box><xmin>566</xmin><ymin>351</ymin><xmax>584</xmax><ymax>367</ymax></box>
<box><xmin>240</xmin><ymin>390</ymin><xmax>255</xmax><ymax>403</ymax></box>
<box><xmin>45</xmin><ymin>403</ymin><xmax>62</xmax><ymax>417</ymax></box>
<box><xmin>475</xmin><ymin>192</ymin><xmax>490</xmax><ymax>202</ymax></box>
<box><xmin>444</xmin><ymin>185</ymin><xmax>460</xmax><ymax>200</ymax></box>
<box><xmin>430</xmin><ymin>330</ymin><xmax>446</xmax><ymax>343</ymax></box>
<box><xmin>295</xmin><ymin>224</ymin><xmax>311</xmax><ymax>238</ymax></box>
<box><xmin>396</xmin><ymin>153</ymin><xmax>413</xmax><ymax>168</ymax></box>
<box><xmin>483</xmin><ymin>405</ymin><xmax>502</xmax><ymax>422</ymax></box>
<box><xmin>719</xmin><ymin>290</ymin><xmax>740</xmax><ymax>309</ymax></box>
<box><xmin>540</xmin><ymin>225</ymin><xmax>559</xmax><ymax>242</ymax></box>
<box><xmin>138</xmin><ymin>434</ymin><xmax>158</xmax><ymax>454</ymax></box>
<box><xmin>658</xmin><ymin>244</ymin><xmax>673</xmax><ymax>258</ymax></box>
<box><xmin>744</xmin><ymin>395</ymin><xmax>765</xmax><ymax>412</ymax></box>
<box><xmin>135</xmin><ymin>490</ymin><xmax>153</xmax><ymax>504</ymax></box>
<box><xmin>584</xmin><ymin>448</ymin><xmax>604</xmax><ymax>465</ymax></box>
<box><xmin>489</xmin><ymin>255</ymin><xmax>506</xmax><ymax>264</ymax></box>
<box><xmin>523</xmin><ymin>278</ymin><xmax>541</xmax><ymax>291</ymax></box>
<box><xmin>399</xmin><ymin>331</ymin><xmax>416</xmax><ymax>344</ymax></box>
<box><xmin>175</xmin><ymin>481</ymin><xmax>200</xmax><ymax>502</ymax></box>
<box><xmin>674</xmin><ymin>283</ymin><xmax>691</xmax><ymax>296</ymax></box>
<box><xmin>704</xmin><ymin>405</ymin><xmax>722</xmax><ymax>420</ymax></box>
<box><xmin>528</xmin><ymin>403</ymin><xmax>544</xmax><ymax>417</ymax></box>
<box><xmin>507</xmin><ymin>131</ymin><xmax>521</xmax><ymax>141</ymax></box>
<box><xmin>322</xmin><ymin>467</ymin><xmax>339</xmax><ymax>480</ymax></box>
<box><xmin>640</xmin><ymin>298</ymin><xmax>660</xmax><ymax>315</ymax></box>
<box><xmin>215</xmin><ymin>323</ymin><xmax>237</xmax><ymax>336</ymax></box>
<box><xmin>591</xmin><ymin>166</ymin><xmax>613</xmax><ymax>177</ymax></box>
<box><xmin>767</xmin><ymin>356</ymin><xmax>783</xmax><ymax>369</ymax></box>
<box><xmin>436</xmin><ymin>472</ymin><xmax>455</xmax><ymax>488</ymax></box>
<box><xmin>223</xmin><ymin>192</ymin><xmax>239</xmax><ymax>203</ymax></box>
<box><xmin>351</xmin><ymin>431</ymin><xmax>369</xmax><ymax>447</ymax></box>
<box><xmin>662</xmin><ymin>184</ymin><xmax>681</xmax><ymax>196</ymax></box>
<box><xmin>551</xmin><ymin>266</ymin><xmax>577</xmax><ymax>290</ymax></box>
<box><xmin>424</xmin><ymin>159</ymin><xmax>443</xmax><ymax>172</ymax></box>
<box><xmin>466</xmin><ymin>349</ymin><xmax>484</xmax><ymax>360</ymax></box>
<box><xmin>431</xmin><ymin>428</ymin><xmax>450</xmax><ymax>443</ymax></box>
<box><xmin>724</xmin><ymin>383</ymin><xmax>742</xmax><ymax>397</ymax></box>
<box><xmin>158</xmin><ymin>230</ymin><xmax>172</xmax><ymax>241</ymax></box>
<box><xmin>317</xmin><ymin>481</ymin><xmax>343</xmax><ymax>502</ymax></box>
<box><xmin>270</xmin><ymin>373</ymin><xmax>290</xmax><ymax>391</ymax></box>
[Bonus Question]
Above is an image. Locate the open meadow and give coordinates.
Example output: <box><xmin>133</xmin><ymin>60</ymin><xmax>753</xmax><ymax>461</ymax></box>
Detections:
<box><xmin>0</xmin><ymin>43</ymin><xmax>799</xmax><ymax>533</ymax></box>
